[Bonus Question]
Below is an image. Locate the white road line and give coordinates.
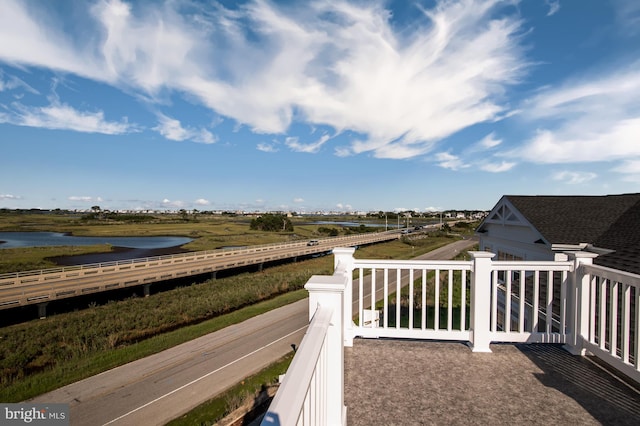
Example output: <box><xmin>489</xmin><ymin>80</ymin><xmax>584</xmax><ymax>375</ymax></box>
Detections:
<box><xmin>102</xmin><ymin>325</ymin><xmax>307</xmax><ymax>425</ymax></box>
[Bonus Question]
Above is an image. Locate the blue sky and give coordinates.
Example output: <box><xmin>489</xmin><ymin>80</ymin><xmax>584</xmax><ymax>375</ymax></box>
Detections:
<box><xmin>1</xmin><ymin>0</ymin><xmax>639</xmax><ymax>213</ymax></box>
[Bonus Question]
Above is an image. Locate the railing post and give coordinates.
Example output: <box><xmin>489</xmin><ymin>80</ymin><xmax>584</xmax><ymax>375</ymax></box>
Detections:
<box><xmin>333</xmin><ymin>247</ymin><xmax>356</xmax><ymax>347</ymax></box>
<box><xmin>305</xmin><ymin>274</ymin><xmax>348</xmax><ymax>426</ymax></box>
<box><xmin>469</xmin><ymin>251</ymin><xmax>495</xmax><ymax>353</ymax></box>
<box><xmin>565</xmin><ymin>251</ymin><xmax>598</xmax><ymax>355</ymax></box>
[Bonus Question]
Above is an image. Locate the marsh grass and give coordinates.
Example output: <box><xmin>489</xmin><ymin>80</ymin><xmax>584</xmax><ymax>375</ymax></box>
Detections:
<box><xmin>371</xmin><ymin>248</ymin><xmax>475</xmax><ymax>330</ymax></box>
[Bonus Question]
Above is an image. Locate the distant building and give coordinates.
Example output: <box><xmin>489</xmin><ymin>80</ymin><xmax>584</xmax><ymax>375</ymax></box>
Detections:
<box><xmin>476</xmin><ymin>193</ymin><xmax>640</xmax><ymax>274</ymax></box>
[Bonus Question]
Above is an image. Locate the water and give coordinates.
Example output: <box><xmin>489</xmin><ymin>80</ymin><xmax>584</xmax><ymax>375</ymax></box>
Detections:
<box><xmin>311</xmin><ymin>221</ymin><xmax>388</xmax><ymax>227</ymax></box>
<box><xmin>0</xmin><ymin>232</ymin><xmax>192</xmax><ymax>249</ymax></box>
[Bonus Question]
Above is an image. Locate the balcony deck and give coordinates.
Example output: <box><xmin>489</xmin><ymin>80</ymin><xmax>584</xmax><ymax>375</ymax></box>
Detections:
<box><xmin>345</xmin><ymin>339</ymin><xmax>640</xmax><ymax>425</ymax></box>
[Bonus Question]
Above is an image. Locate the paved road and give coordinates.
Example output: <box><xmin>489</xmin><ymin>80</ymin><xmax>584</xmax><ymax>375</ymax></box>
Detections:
<box><xmin>30</xmin><ymin>301</ymin><xmax>309</xmax><ymax>425</ymax></box>
<box><xmin>30</xmin><ymin>238</ymin><xmax>478</xmax><ymax>425</ymax></box>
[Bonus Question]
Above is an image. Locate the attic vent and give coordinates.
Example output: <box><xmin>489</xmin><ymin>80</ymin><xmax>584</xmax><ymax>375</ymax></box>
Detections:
<box><xmin>489</xmin><ymin>204</ymin><xmax>518</xmax><ymax>223</ymax></box>
<box><xmin>534</xmin><ymin>239</ymin><xmax>545</xmax><ymax>244</ymax></box>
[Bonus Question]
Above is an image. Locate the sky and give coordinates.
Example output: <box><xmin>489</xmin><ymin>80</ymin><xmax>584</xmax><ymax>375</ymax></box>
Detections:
<box><xmin>0</xmin><ymin>0</ymin><xmax>639</xmax><ymax>213</ymax></box>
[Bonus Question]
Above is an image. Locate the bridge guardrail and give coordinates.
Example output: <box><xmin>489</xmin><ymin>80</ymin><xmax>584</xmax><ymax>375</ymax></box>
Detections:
<box><xmin>0</xmin><ymin>231</ymin><xmax>402</xmax><ymax>308</ymax></box>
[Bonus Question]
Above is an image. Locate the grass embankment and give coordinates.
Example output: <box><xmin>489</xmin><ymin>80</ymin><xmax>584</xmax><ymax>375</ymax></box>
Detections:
<box><xmin>167</xmin><ymin>353</ymin><xmax>294</xmax><ymax>426</ymax></box>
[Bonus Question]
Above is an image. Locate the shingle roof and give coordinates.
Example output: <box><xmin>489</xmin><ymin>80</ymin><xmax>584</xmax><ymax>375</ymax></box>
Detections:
<box><xmin>504</xmin><ymin>194</ymin><xmax>640</xmax><ymax>275</ymax></box>
<box><xmin>505</xmin><ymin>194</ymin><xmax>640</xmax><ymax>246</ymax></box>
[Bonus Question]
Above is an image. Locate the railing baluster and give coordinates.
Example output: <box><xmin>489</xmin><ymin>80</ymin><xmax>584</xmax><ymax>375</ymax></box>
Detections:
<box><xmin>421</xmin><ymin>269</ymin><xmax>427</xmax><ymax>330</ymax></box>
<box><xmin>635</xmin><ymin>287</ymin><xmax>640</xmax><ymax>371</ymax></box>
<box><xmin>461</xmin><ymin>270</ymin><xmax>467</xmax><ymax>331</ymax></box>
<box><xmin>506</xmin><ymin>271</ymin><xmax>512</xmax><ymax>332</ymax></box>
<box><xmin>434</xmin><ymin>269</ymin><xmax>440</xmax><ymax>331</ymax></box>
<box><xmin>622</xmin><ymin>283</ymin><xmax>630</xmax><ymax>364</ymax></box>
<box><xmin>519</xmin><ymin>270</ymin><xmax>525</xmax><ymax>333</ymax></box>
<box><xmin>590</xmin><ymin>274</ymin><xmax>597</xmax><ymax>343</ymax></box>
<box><xmin>370</xmin><ymin>268</ymin><xmax>376</xmax><ymax>328</ymax></box>
<box><xmin>599</xmin><ymin>278</ymin><xmax>607</xmax><ymax>350</ymax></box>
<box><xmin>383</xmin><ymin>268</ymin><xmax>389</xmax><ymax>329</ymax></box>
<box><xmin>610</xmin><ymin>280</ymin><xmax>619</xmax><ymax>357</ymax></box>
<box><xmin>358</xmin><ymin>268</ymin><xmax>363</xmax><ymax>328</ymax></box>
<box><xmin>560</xmin><ymin>270</ymin><xmax>567</xmax><ymax>335</ymax></box>
<box><xmin>409</xmin><ymin>268</ymin><xmax>414</xmax><ymax>330</ymax></box>
<box><xmin>491</xmin><ymin>270</ymin><xmax>498</xmax><ymax>332</ymax></box>
<box><xmin>533</xmin><ymin>271</ymin><xmax>539</xmax><ymax>333</ymax></box>
<box><xmin>396</xmin><ymin>269</ymin><xmax>401</xmax><ymax>329</ymax></box>
<box><xmin>447</xmin><ymin>270</ymin><xmax>453</xmax><ymax>331</ymax></box>
<box><xmin>546</xmin><ymin>270</ymin><xmax>553</xmax><ymax>334</ymax></box>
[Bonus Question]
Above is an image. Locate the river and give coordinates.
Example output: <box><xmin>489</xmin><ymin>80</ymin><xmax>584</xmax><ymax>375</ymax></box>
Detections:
<box><xmin>0</xmin><ymin>232</ymin><xmax>193</xmax><ymax>265</ymax></box>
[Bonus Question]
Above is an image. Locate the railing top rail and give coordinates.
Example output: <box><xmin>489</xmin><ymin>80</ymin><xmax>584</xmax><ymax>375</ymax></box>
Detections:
<box><xmin>582</xmin><ymin>263</ymin><xmax>640</xmax><ymax>285</ymax></box>
<box><xmin>491</xmin><ymin>260</ymin><xmax>573</xmax><ymax>271</ymax></box>
<box><xmin>352</xmin><ymin>259</ymin><xmax>473</xmax><ymax>269</ymax></box>
<box><xmin>263</xmin><ymin>305</ymin><xmax>334</xmax><ymax>426</ymax></box>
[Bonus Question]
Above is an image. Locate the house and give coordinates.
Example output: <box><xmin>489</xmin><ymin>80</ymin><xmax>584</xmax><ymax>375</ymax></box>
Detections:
<box><xmin>475</xmin><ymin>193</ymin><xmax>640</xmax><ymax>274</ymax></box>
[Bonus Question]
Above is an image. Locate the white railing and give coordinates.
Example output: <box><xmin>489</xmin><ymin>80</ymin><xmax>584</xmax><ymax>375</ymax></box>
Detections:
<box><xmin>265</xmin><ymin>248</ymin><xmax>640</xmax><ymax>425</ymax></box>
<box><xmin>262</xmin><ymin>305</ymin><xmax>333</xmax><ymax>426</ymax></box>
<box><xmin>578</xmin><ymin>262</ymin><xmax>640</xmax><ymax>382</ymax></box>
<box><xmin>262</xmin><ymin>252</ymin><xmax>350</xmax><ymax>426</ymax></box>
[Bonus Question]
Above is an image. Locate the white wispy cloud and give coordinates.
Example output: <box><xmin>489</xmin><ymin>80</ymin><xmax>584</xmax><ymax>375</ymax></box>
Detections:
<box><xmin>161</xmin><ymin>198</ymin><xmax>185</xmax><ymax>208</ymax></box>
<box><xmin>612</xmin><ymin>0</ymin><xmax>640</xmax><ymax>36</ymax></box>
<box><xmin>476</xmin><ymin>132</ymin><xmax>502</xmax><ymax>150</ymax></box>
<box><xmin>194</xmin><ymin>198</ymin><xmax>210</xmax><ymax>206</ymax></box>
<box><xmin>435</xmin><ymin>152</ymin><xmax>469</xmax><ymax>171</ymax></box>
<box><xmin>68</xmin><ymin>196</ymin><xmax>103</xmax><ymax>202</ymax></box>
<box><xmin>552</xmin><ymin>171</ymin><xmax>597</xmax><ymax>184</ymax></box>
<box><xmin>285</xmin><ymin>134</ymin><xmax>331</xmax><ymax>153</ymax></box>
<box><xmin>513</xmin><ymin>63</ymin><xmax>640</xmax><ymax>181</ymax></box>
<box><xmin>545</xmin><ymin>0</ymin><xmax>561</xmax><ymax>17</ymax></box>
<box><xmin>0</xmin><ymin>0</ymin><xmax>528</xmax><ymax>159</ymax></box>
<box><xmin>479</xmin><ymin>161</ymin><xmax>516</xmax><ymax>173</ymax></box>
<box><xmin>0</xmin><ymin>194</ymin><xmax>22</xmax><ymax>200</ymax></box>
<box><xmin>0</xmin><ymin>71</ymin><xmax>39</xmax><ymax>94</ymax></box>
<box><xmin>154</xmin><ymin>113</ymin><xmax>216</xmax><ymax>144</ymax></box>
<box><xmin>257</xmin><ymin>142</ymin><xmax>278</xmax><ymax>153</ymax></box>
<box><xmin>293</xmin><ymin>197</ymin><xmax>304</xmax><ymax>203</ymax></box>
<box><xmin>0</xmin><ymin>101</ymin><xmax>134</xmax><ymax>134</ymax></box>
<box><xmin>614</xmin><ymin>160</ymin><xmax>640</xmax><ymax>182</ymax></box>
<box><xmin>423</xmin><ymin>206</ymin><xmax>442</xmax><ymax>212</ymax></box>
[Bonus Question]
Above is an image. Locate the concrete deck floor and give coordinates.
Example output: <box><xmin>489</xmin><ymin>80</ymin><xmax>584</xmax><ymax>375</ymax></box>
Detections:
<box><xmin>345</xmin><ymin>339</ymin><xmax>640</xmax><ymax>425</ymax></box>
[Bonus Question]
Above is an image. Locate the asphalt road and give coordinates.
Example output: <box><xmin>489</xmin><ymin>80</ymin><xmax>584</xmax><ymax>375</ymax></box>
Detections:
<box><xmin>29</xmin><ymin>237</ymin><xmax>478</xmax><ymax>425</ymax></box>
<box><xmin>30</xmin><ymin>300</ymin><xmax>309</xmax><ymax>425</ymax></box>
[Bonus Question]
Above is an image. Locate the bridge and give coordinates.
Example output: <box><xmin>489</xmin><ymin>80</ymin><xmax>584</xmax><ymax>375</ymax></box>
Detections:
<box><xmin>0</xmin><ymin>231</ymin><xmax>402</xmax><ymax>315</ymax></box>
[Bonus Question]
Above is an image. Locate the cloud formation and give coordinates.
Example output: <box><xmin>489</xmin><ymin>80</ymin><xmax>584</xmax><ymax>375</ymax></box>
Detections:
<box><xmin>0</xmin><ymin>0</ymin><xmax>527</xmax><ymax>159</ymax></box>
<box><xmin>68</xmin><ymin>196</ymin><xmax>103</xmax><ymax>202</ymax></box>
<box><xmin>0</xmin><ymin>194</ymin><xmax>22</xmax><ymax>200</ymax></box>
<box><xmin>154</xmin><ymin>114</ymin><xmax>216</xmax><ymax>144</ymax></box>
<box><xmin>0</xmin><ymin>101</ymin><xmax>134</xmax><ymax>134</ymax></box>
<box><xmin>513</xmin><ymin>64</ymin><xmax>640</xmax><ymax>178</ymax></box>
<box><xmin>552</xmin><ymin>171</ymin><xmax>597</xmax><ymax>184</ymax></box>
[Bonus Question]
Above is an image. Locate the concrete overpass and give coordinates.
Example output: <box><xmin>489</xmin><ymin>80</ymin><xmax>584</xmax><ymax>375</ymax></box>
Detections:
<box><xmin>0</xmin><ymin>231</ymin><xmax>400</xmax><ymax>314</ymax></box>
